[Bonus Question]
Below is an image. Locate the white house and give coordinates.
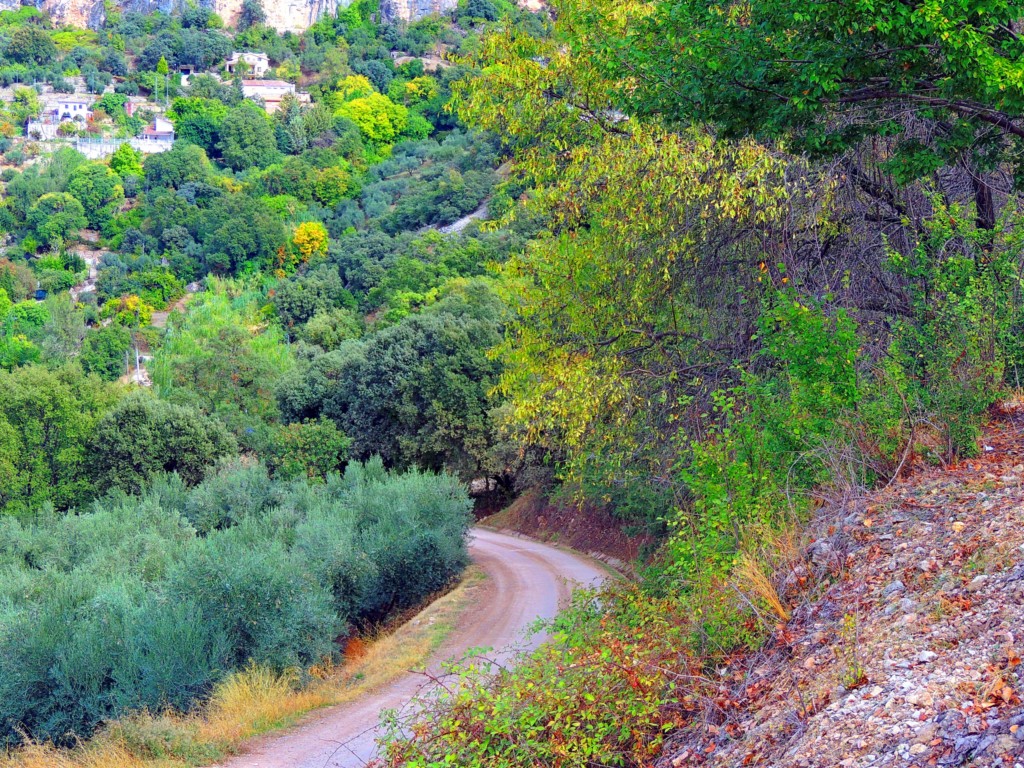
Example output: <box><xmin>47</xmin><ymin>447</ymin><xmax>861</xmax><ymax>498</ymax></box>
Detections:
<box><xmin>141</xmin><ymin>116</ymin><xmax>175</xmax><ymax>141</ymax></box>
<box><xmin>52</xmin><ymin>97</ymin><xmax>94</xmax><ymax>122</ymax></box>
<box><xmin>227</xmin><ymin>51</ymin><xmax>271</xmax><ymax>78</ymax></box>
<box><xmin>241</xmin><ymin>79</ymin><xmax>303</xmax><ymax>113</ymax></box>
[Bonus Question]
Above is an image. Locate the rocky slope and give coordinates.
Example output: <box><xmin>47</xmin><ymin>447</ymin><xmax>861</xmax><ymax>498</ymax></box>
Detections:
<box><xmin>656</xmin><ymin>406</ymin><xmax>1024</xmax><ymax>768</ymax></box>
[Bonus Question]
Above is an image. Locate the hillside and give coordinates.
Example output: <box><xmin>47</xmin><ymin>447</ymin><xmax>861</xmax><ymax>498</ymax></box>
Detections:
<box><xmin>0</xmin><ymin>0</ymin><xmax>460</xmax><ymax>31</ymax></box>
<box><xmin>3</xmin><ymin>0</ymin><xmax>1024</xmax><ymax>766</ymax></box>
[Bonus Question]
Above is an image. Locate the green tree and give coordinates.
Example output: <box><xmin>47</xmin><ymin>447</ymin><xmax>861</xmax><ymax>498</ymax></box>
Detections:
<box><xmin>334</xmin><ymin>93</ymin><xmax>408</xmax><ymax>146</ymax></box>
<box><xmin>277</xmin><ymin>281</ymin><xmax>504</xmax><ymax>479</ymax></box>
<box><xmin>40</xmin><ymin>295</ymin><xmax>86</xmax><ymax>364</ymax></box>
<box><xmin>625</xmin><ymin>0</ymin><xmax>1024</xmax><ymax>228</ymax></box>
<box><xmin>143</xmin><ymin>142</ymin><xmax>212</xmax><ymax>191</ymax></box>
<box><xmin>0</xmin><ymin>365</ymin><xmax>118</xmax><ymax>515</ymax></box>
<box><xmin>27</xmin><ymin>193</ymin><xmax>87</xmax><ymax>251</ymax></box>
<box><xmin>168</xmin><ymin>97</ymin><xmax>228</xmax><ymax>154</ymax></box>
<box><xmin>91</xmin><ymin>392</ymin><xmax>238</xmax><ymax>494</ymax></box>
<box><xmin>67</xmin><ymin>163</ymin><xmax>125</xmax><ymax>229</ymax></box>
<box><xmin>298</xmin><ymin>307</ymin><xmax>362</xmax><ymax>350</ymax></box>
<box><xmin>217</xmin><ymin>104</ymin><xmax>279</xmax><ymax>171</ymax></box>
<box><xmin>268</xmin><ymin>418</ymin><xmax>351</xmax><ymax>480</ymax></box>
<box><xmin>110</xmin><ymin>143</ymin><xmax>143</xmax><ymax>179</ymax></box>
<box><xmin>464</xmin><ymin>0</ymin><xmax>498</xmax><ymax>21</ymax></box>
<box><xmin>238</xmin><ymin>0</ymin><xmax>266</xmax><ymax>30</ymax></box>
<box><xmin>9</xmin><ymin>87</ymin><xmax>40</xmax><ymax>123</ymax></box>
<box><xmin>80</xmin><ymin>325</ymin><xmax>133</xmax><ymax>381</ymax></box>
<box><xmin>6</xmin><ymin>26</ymin><xmax>56</xmax><ymax>65</ymax></box>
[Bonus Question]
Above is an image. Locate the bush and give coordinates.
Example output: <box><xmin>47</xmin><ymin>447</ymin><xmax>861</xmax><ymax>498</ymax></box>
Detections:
<box><xmin>0</xmin><ymin>460</ymin><xmax>472</xmax><ymax>746</ymax></box>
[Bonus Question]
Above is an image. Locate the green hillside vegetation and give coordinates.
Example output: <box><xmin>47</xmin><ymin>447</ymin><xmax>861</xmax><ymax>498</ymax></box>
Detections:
<box><xmin>0</xmin><ymin>0</ymin><xmax>527</xmax><ymax>749</ymax></box>
<box><xmin>0</xmin><ymin>459</ymin><xmax>471</xmax><ymax>746</ymax></box>
<box><xmin>3</xmin><ymin>0</ymin><xmax>1022</xmax><ymax>762</ymax></box>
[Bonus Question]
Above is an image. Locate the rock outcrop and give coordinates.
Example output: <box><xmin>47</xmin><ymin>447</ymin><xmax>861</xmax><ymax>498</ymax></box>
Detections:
<box><xmin>378</xmin><ymin>0</ymin><xmax>457</xmax><ymax>23</ymax></box>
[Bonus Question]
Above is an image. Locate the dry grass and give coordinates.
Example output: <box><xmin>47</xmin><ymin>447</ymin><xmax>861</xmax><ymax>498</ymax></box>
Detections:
<box><xmin>0</xmin><ymin>566</ymin><xmax>488</xmax><ymax>768</ymax></box>
<box><xmin>733</xmin><ymin>525</ymin><xmax>805</xmax><ymax>624</ymax></box>
<box><xmin>735</xmin><ymin>551</ymin><xmax>791</xmax><ymax>622</ymax></box>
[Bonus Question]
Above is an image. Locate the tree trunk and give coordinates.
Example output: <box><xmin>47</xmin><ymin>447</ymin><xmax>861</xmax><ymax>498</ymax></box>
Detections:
<box><xmin>974</xmin><ymin>173</ymin><xmax>996</xmax><ymax>231</ymax></box>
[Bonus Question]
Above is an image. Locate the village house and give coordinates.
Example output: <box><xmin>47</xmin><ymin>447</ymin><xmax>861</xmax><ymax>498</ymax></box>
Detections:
<box><xmin>52</xmin><ymin>96</ymin><xmax>94</xmax><ymax>122</ymax></box>
<box><xmin>227</xmin><ymin>51</ymin><xmax>271</xmax><ymax>78</ymax></box>
<box><xmin>241</xmin><ymin>79</ymin><xmax>308</xmax><ymax>113</ymax></box>
<box><xmin>141</xmin><ymin>116</ymin><xmax>175</xmax><ymax>142</ymax></box>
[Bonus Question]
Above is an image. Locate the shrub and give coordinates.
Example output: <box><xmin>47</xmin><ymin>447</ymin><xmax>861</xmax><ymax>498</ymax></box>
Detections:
<box><xmin>0</xmin><ymin>460</ymin><xmax>472</xmax><ymax>746</ymax></box>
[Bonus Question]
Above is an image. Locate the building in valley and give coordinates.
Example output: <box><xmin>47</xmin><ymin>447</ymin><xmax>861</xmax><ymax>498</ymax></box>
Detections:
<box><xmin>241</xmin><ymin>79</ymin><xmax>308</xmax><ymax>113</ymax></box>
<box><xmin>141</xmin><ymin>116</ymin><xmax>175</xmax><ymax>142</ymax></box>
<box><xmin>52</xmin><ymin>96</ymin><xmax>94</xmax><ymax>122</ymax></box>
<box><xmin>227</xmin><ymin>51</ymin><xmax>271</xmax><ymax>78</ymax></box>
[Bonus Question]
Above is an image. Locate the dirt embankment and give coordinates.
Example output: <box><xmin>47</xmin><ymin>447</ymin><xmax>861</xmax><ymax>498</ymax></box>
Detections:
<box><xmin>480</xmin><ymin>486</ymin><xmax>657</xmax><ymax>573</ymax></box>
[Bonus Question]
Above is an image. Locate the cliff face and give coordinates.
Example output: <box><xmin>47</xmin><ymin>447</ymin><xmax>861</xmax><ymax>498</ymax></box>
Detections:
<box><xmin>378</xmin><ymin>0</ymin><xmax>458</xmax><ymax>23</ymax></box>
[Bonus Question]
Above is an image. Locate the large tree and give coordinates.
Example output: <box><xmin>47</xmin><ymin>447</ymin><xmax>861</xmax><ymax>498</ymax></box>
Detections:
<box><xmin>217</xmin><ymin>104</ymin><xmax>279</xmax><ymax>171</ymax></box>
<box><xmin>0</xmin><ymin>365</ymin><xmax>118</xmax><ymax>515</ymax></box>
<box><xmin>91</xmin><ymin>392</ymin><xmax>238</xmax><ymax>493</ymax></box>
<box><xmin>622</xmin><ymin>0</ymin><xmax>1024</xmax><ymax>228</ymax></box>
<box><xmin>67</xmin><ymin>163</ymin><xmax>125</xmax><ymax>229</ymax></box>
<box><xmin>276</xmin><ymin>281</ymin><xmax>504</xmax><ymax>479</ymax></box>
<box><xmin>27</xmin><ymin>193</ymin><xmax>87</xmax><ymax>251</ymax></box>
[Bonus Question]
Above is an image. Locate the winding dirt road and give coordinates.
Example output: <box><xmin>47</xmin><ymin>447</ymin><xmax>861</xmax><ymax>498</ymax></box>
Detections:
<box><xmin>213</xmin><ymin>528</ymin><xmax>608</xmax><ymax>768</ymax></box>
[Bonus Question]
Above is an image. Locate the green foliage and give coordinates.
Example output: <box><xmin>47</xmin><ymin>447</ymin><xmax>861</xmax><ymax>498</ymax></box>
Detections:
<box><xmin>0</xmin><ymin>460</ymin><xmax>471</xmax><ymax>745</ymax></box>
<box><xmin>625</xmin><ymin>0</ymin><xmax>1024</xmax><ymax>188</ymax></box>
<box><xmin>143</xmin><ymin>142</ymin><xmax>212</xmax><ymax>191</ymax></box>
<box><xmin>217</xmin><ymin>103</ymin><xmax>279</xmax><ymax>171</ymax></box>
<box><xmin>6</xmin><ymin>25</ymin><xmax>56</xmax><ymax>65</ymax></box>
<box><xmin>381</xmin><ymin>581</ymin><xmax>746</xmax><ymax>767</ymax></box>
<box><xmin>151</xmin><ymin>280</ymin><xmax>295</xmax><ymax>439</ymax></box>
<box><xmin>169</xmin><ymin>96</ymin><xmax>228</xmax><ymax>155</ymax></box>
<box><xmin>27</xmin><ymin>192</ymin><xmax>87</xmax><ymax>250</ymax></box>
<box><xmin>268</xmin><ymin>417</ymin><xmax>351</xmax><ymax>480</ymax></box>
<box><xmin>80</xmin><ymin>324</ymin><xmax>133</xmax><ymax>381</ymax></box>
<box><xmin>296</xmin><ymin>306</ymin><xmax>362</xmax><ymax>349</ymax></box>
<box><xmin>335</xmin><ymin>92</ymin><xmax>408</xmax><ymax>147</ymax></box>
<box><xmin>91</xmin><ymin>392</ymin><xmax>238</xmax><ymax>494</ymax></box>
<box><xmin>884</xmin><ymin>200</ymin><xmax>1023</xmax><ymax>456</ymax></box>
<box><xmin>276</xmin><ymin>280</ymin><xmax>504</xmax><ymax>479</ymax></box>
<box><xmin>67</xmin><ymin>162</ymin><xmax>126</xmax><ymax>229</ymax></box>
<box><xmin>110</xmin><ymin>142</ymin><xmax>144</xmax><ymax>178</ymax></box>
<box><xmin>0</xmin><ymin>365</ymin><xmax>119</xmax><ymax>516</ymax></box>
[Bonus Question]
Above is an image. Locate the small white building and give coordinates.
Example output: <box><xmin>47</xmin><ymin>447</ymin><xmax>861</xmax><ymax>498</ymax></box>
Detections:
<box><xmin>242</xmin><ymin>79</ymin><xmax>304</xmax><ymax>113</ymax></box>
<box><xmin>227</xmin><ymin>51</ymin><xmax>271</xmax><ymax>78</ymax></box>
<box><xmin>141</xmin><ymin>116</ymin><xmax>175</xmax><ymax>141</ymax></box>
<box><xmin>52</xmin><ymin>97</ymin><xmax>94</xmax><ymax>122</ymax></box>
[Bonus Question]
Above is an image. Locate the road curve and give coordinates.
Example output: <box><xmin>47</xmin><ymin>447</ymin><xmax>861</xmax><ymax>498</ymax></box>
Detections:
<box><xmin>212</xmin><ymin>527</ymin><xmax>608</xmax><ymax>768</ymax></box>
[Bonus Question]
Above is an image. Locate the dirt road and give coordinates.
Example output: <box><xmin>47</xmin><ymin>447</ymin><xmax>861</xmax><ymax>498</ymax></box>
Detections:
<box><xmin>212</xmin><ymin>528</ymin><xmax>608</xmax><ymax>768</ymax></box>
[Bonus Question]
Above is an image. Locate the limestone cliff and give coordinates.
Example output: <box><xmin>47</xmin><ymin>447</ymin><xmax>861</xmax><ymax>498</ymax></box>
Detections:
<box><xmin>378</xmin><ymin>0</ymin><xmax>457</xmax><ymax>23</ymax></box>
